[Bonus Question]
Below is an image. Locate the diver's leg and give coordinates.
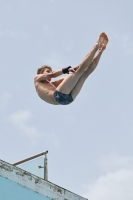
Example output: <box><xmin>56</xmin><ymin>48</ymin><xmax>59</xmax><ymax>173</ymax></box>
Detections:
<box><xmin>71</xmin><ymin>45</ymin><xmax>106</xmax><ymax>99</ymax></box>
<box><xmin>84</xmin><ymin>48</ymin><xmax>103</xmax><ymax>76</ymax></box>
<box><xmin>83</xmin><ymin>35</ymin><xmax>108</xmax><ymax>77</ymax></box>
<box><xmin>56</xmin><ymin>33</ymin><xmax>106</xmax><ymax>94</ymax></box>
<box><xmin>55</xmin><ymin>42</ymin><xmax>97</xmax><ymax>94</ymax></box>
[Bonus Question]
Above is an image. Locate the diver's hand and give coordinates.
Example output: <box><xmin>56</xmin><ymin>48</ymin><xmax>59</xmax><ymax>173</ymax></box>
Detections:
<box><xmin>68</xmin><ymin>66</ymin><xmax>79</xmax><ymax>73</ymax></box>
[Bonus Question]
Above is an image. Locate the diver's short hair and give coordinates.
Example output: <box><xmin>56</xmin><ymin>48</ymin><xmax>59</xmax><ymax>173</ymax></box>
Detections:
<box><xmin>37</xmin><ymin>65</ymin><xmax>52</xmax><ymax>74</ymax></box>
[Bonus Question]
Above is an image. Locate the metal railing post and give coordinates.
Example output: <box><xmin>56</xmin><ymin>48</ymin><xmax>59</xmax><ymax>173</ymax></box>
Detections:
<box><xmin>44</xmin><ymin>154</ymin><xmax>48</xmax><ymax>181</ymax></box>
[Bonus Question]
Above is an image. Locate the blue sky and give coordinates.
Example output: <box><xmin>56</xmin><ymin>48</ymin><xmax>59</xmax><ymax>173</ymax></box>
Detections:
<box><xmin>0</xmin><ymin>0</ymin><xmax>133</xmax><ymax>199</ymax></box>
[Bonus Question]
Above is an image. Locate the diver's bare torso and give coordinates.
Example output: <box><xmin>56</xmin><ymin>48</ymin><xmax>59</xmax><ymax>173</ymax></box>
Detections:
<box><xmin>34</xmin><ymin>80</ymin><xmax>59</xmax><ymax>105</ymax></box>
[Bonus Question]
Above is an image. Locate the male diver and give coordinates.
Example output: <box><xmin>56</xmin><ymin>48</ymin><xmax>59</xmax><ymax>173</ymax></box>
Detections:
<box><xmin>34</xmin><ymin>32</ymin><xmax>108</xmax><ymax>105</ymax></box>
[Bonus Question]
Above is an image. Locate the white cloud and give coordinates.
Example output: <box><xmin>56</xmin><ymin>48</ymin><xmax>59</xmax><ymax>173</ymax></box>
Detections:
<box><xmin>83</xmin><ymin>153</ymin><xmax>133</xmax><ymax>200</ymax></box>
<box><xmin>84</xmin><ymin>169</ymin><xmax>133</xmax><ymax>200</ymax></box>
<box><xmin>10</xmin><ymin>110</ymin><xmax>60</xmax><ymax>146</ymax></box>
<box><xmin>10</xmin><ymin>110</ymin><xmax>39</xmax><ymax>138</ymax></box>
<box><xmin>0</xmin><ymin>92</ymin><xmax>12</xmax><ymax>110</ymax></box>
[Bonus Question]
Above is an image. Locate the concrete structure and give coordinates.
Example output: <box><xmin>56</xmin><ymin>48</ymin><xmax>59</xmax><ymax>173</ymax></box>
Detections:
<box><xmin>0</xmin><ymin>159</ymin><xmax>87</xmax><ymax>200</ymax></box>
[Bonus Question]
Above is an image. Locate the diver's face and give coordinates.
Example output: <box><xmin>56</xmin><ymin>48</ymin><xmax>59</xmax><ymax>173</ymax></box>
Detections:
<box><xmin>43</xmin><ymin>68</ymin><xmax>52</xmax><ymax>74</ymax></box>
<box><xmin>43</xmin><ymin>68</ymin><xmax>52</xmax><ymax>81</ymax></box>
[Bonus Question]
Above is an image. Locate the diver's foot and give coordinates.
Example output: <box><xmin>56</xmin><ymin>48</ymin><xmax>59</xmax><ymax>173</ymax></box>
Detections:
<box><xmin>101</xmin><ymin>35</ymin><xmax>109</xmax><ymax>50</ymax></box>
<box><xmin>96</xmin><ymin>32</ymin><xmax>108</xmax><ymax>50</ymax></box>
